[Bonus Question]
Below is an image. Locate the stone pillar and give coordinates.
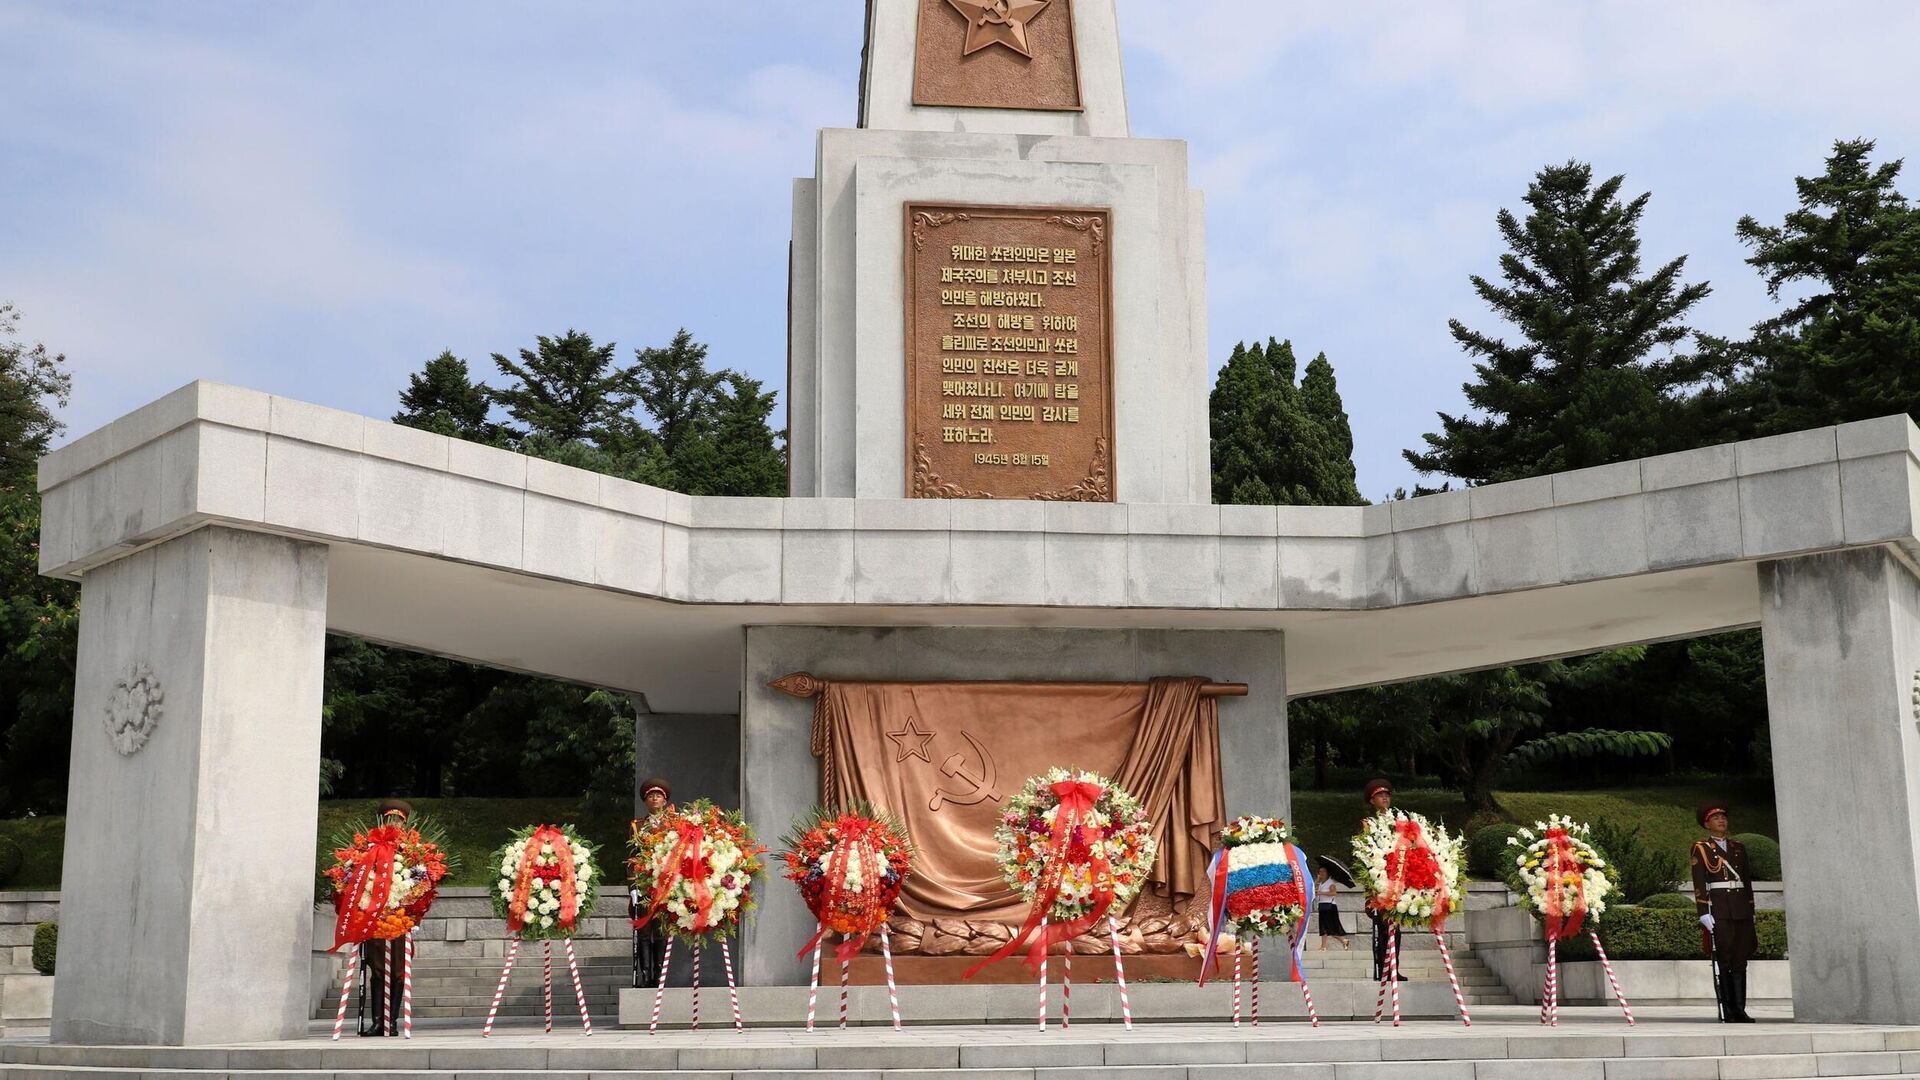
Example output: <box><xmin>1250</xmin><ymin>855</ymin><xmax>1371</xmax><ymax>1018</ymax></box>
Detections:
<box><xmin>738</xmin><ymin>625</ymin><xmax>1285</xmax><ymax>984</ymax></box>
<box><xmin>1758</xmin><ymin>548</ymin><xmax>1920</xmax><ymax>1025</ymax></box>
<box><xmin>53</xmin><ymin>527</ymin><xmax>328</xmax><ymax>1045</ymax></box>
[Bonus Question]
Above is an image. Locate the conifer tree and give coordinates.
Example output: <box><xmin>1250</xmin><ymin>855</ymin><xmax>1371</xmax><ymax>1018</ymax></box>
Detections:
<box><xmin>1406</xmin><ymin>162</ymin><xmax>1710</xmax><ymax>484</ymax></box>
<box><xmin>394</xmin><ymin>351</ymin><xmax>499</xmax><ymax>443</ymax></box>
<box><xmin>1209</xmin><ymin>338</ymin><xmax>1363</xmax><ymax>506</ymax></box>
<box><xmin>489</xmin><ymin>330</ymin><xmax>639</xmax><ymax>449</ymax></box>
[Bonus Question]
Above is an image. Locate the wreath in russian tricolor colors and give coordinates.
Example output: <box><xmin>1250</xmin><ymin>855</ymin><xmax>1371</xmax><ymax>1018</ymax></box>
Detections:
<box><xmin>780</xmin><ymin>803</ymin><xmax>913</xmax><ymax>962</ymax></box>
<box><xmin>1505</xmin><ymin>814</ymin><xmax>1618</xmax><ymax>940</ymax></box>
<box><xmin>966</xmin><ymin>767</ymin><xmax>1156</xmax><ymax>974</ymax></box>
<box><xmin>325</xmin><ymin>815</ymin><xmax>455</xmax><ymax>950</ymax></box>
<box><xmin>1196</xmin><ymin>815</ymin><xmax>1314</xmax><ymax>984</ymax></box>
<box><xmin>629</xmin><ymin>800</ymin><xmax>765</xmax><ymax>943</ymax></box>
<box><xmin>1352</xmin><ymin>811</ymin><xmax>1465</xmax><ymax>931</ymax></box>
<box><xmin>490</xmin><ymin>823</ymin><xmax>600</xmax><ymax>941</ymax></box>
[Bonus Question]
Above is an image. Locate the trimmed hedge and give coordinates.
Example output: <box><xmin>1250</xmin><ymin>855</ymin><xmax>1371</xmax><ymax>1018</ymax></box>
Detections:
<box><xmin>1639</xmin><ymin>892</ymin><xmax>1696</xmax><ymax>910</ymax></box>
<box><xmin>1467</xmin><ymin>824</ymin><xmax>1525</xmax><ymax>879</ymax></box>
<box><xmin>1733</xmin><ymin>833</ymin><xmax>1781</xmax><ymax>880</ymax></box>
<box><xmin>0</xmin><ymin>835</ymin><xmax>21</xmax><ymax>885</ymax></box>
<box><xmin>31</xmin><ymin>921</ymin><xmax>56</xmax><ymax>975</ymax></box>
<box><xmin>1560</xmin><ymin>907</ymin><xmax>1786</xmax><ymax>961</ymax></box>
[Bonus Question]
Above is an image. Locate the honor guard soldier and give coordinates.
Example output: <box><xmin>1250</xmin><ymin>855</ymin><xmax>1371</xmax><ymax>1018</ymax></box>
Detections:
<box><xmin>361</xmin><ymin>798</ymin><xmax>412</xmax><ymax>1036</ymax></box>
<box><xmin>1691</xmin><ymin>803</ymin><xmax>1757</xmax><ymax>1023</ymax></box>
<box><xmin>1360</xmin><ymin>778</ymin><xmax>1406</xmax><ymax>983</ymax></box>
<box><xmin>631</xmin><ymin>779</ymin><xmax>673</xmax><ymax>987</ymax></box>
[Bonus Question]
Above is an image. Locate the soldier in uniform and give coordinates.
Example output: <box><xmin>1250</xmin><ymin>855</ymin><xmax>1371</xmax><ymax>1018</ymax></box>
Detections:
<box><xmin>1690</xmin><ymin>803</ymin><xmax>1757</xmax><ymax>1023</ymax></box>
<box><xmin>360</xmin><ymin>798</ymin><xmax>412</xmax><ymax>1036</ymax></box>
<box><xmin>631</xmin><ymin>779</ymin><xmax>673</xmax><ymax>987</ymax></box>
<box><xmin>1360</xmin><ymin>778</ymin><xmax>1406</xmax><ymax>983</ymax></box>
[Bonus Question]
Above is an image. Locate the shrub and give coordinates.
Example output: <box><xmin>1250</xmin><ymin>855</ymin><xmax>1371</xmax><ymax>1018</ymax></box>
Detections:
<box><xmin>1639</xmin><ymin>892</ymin><xmax>1696</xmax><ymax>910</ymax></box>
<box><xmin>1467</xmin><ymin>824</ymin><xmax>1525</xmax><ymax>879</ymax></box>
<box><xmin>0</xmin><ymin>836</ymin><xmax>22</xmax><ymax>885</ymax></box>
<box><xmin>1561</xmin><ymin>908</ymin><xmax>1786</xmax><ymax>961</ymax></box>
<box><xmin>1733</xmin><ymin>833</ymin><xmax>1782</xmax><ymax>880</ymax></box>
<box><xmin>31</xmin><ymin>921</ymin><xmax>56</xmax><ymax>975</ymax></box>
<box><xmin>1588</xmin><ymin>818</ymin><xmax>1682</xmax><ymax>903</ymax></box>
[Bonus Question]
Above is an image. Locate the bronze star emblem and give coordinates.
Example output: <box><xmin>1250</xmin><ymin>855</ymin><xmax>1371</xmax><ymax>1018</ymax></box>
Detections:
<box><xmin>886</xmin><ymin>716</ymin><xmax>937</xmax><ymax>764</ymax></box>
<box><xmin>946</xmin><ymin>0</ymin><xmax>1051</xmax><ymax>59</ymax></box>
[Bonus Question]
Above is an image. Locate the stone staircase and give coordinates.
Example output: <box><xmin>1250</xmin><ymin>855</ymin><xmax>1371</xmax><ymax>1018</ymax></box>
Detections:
<box><xmin>321</xmin><ymin>952</ymin><xmax>632</xmax><ymax>1021</ymax></box>
<box><xmin>1291</xmin><ymin>947</ymin><xmax>1516</xmax><ymax>1005</ymax></box>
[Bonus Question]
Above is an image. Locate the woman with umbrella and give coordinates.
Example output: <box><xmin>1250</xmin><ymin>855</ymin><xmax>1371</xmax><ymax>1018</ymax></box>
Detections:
<box><xmin>1314</xmin><ymin>855</ymin><xmax>1355</xmax><ymax>950</ymax></box>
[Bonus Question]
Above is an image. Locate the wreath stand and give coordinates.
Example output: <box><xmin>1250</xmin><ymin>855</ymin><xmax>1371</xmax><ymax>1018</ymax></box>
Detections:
<box><xmin>1539</xmin><ymin>928</ymin><xmax>1635</xmax><ymax>1026</ymax></box>
<box><xmin>1372</xmin><ymin>925</ymin><xmax>1474</xmax><ymax>1027</ymax></box>
<box><xmin>330</xmin><ymin>932</ymin><xmax>415</xmax><ymax>1040</ymax></box>
<box><xmin>803</xmin><ymin>922</ymin><xmax>904</xmax><ymax>1031</ymax></box>
<box><xmin>480</xmin><ymin>938</ymin><xmax>594</xmax><ymax>1037</ymax></box>
<box><xmin>646</xmin><ymin>935</ymin><xmax>746</xmax><ymax>1034</ymax></box>
<box><xmin>1219</xmin><ymin>934</ymin><xmax>1322</xmax><ymax>1028</ymax></box>
<box><xmin>1029</xmin><ymin>917</ymin><xmax>1134</xmax><ymax>1031</ymax></box>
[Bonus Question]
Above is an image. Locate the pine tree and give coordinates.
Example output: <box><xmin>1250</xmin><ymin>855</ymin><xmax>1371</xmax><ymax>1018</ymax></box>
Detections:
<box><xmin>1209</xmin><ymin>338</ymin><xmax>1362</xmax><ymax>506</ymax></box>
<box><xmin>0</xmin><ymin>304</ymin><xmax>72</xmax><ymax>483</ymax></box>
<box><xmin>489</xmin><ymin>330</ymin><xmax>639</xmax><ymax>449</ymax></box>
<box><xmin>632</xmin><ymin>329</ymin><xmax>728</xmax><ymax>460</ymax></box>
<box><xmin>669</xmin><ymin>373</ymin><xmax>787</xmax><ymax>497</ymax></box>
<box><xmin>1727</xmin><ymin>139</ymin><xmax>1920</xmax><ymax>433</ymax></box>
<box><xmin>1406</xmin><ymin>162</ymin><xmax>1711</xmax><ymax>485</ymax></box>
<box><xmin>1297</xmin><ymin>352</ymin><xmax>1362</xmax><ymax>505</ymax></box>
<box><xmin>394</xmin><ymin>351</ymin><xmax>498</xmax><ymax>443</ymax></box>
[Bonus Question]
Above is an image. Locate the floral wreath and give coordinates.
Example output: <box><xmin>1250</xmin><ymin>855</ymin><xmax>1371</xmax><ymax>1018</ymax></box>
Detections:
<box><xmin>629</xmin><ymin>800</ymin><xmax>766</xmax><ymax>943</ymax></box>
<box><xmin>780</xmin><ymin>803</ymin><xmax>913</xmax><ymax>962</ymax></box>
<box><xmin>490</xmin><ymin>824</ymin><xmax>600</xmax><ymax>941</ymax></box>
<box><xmin>1197</xmin><ymin>815</ymin><xmax>1313</xmax><ymax>983</ymax></box>
<box><xmin>966</xmin><ymin>767</ymin><xmax>1157</xmax><ymax>974</ymax></box>
<box><xmin>1351</xmin><ymin>810</ymin><xmax>1465</xmax><ymax>931</ymax></box>
<box><xmin>325</xmin><ymin>814</ymin><xmax>456</xmax><ymax>949</ymax></box>
<box><xmin>1505</xmin><ymin>814</ymin><xmax>1618</xmax><ymax>940</ymax></box>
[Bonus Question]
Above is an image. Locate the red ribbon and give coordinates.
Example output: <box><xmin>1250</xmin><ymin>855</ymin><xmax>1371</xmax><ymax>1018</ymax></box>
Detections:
<box><xmin>966</xmin><ymin>779</ymin><xmax>1116</xmax><ymax>977</ymax></box>
<box><xmin>507</xmin><ymin>825</ymin><xmax>581</xmax><ymax>935</ymax></box>
<box><xmin>1373</xmin><ymin>818</ymin><xmax>1453</xmax><ymax>930</ymax></box>
<box><xmin>1541</xmin><ymin>826</ymin><xmax>1587</xmax><ymax>941</ymax></box>
<box><xmin>638</xmin><ymin>819</ymin><xmax>716</xmax><ymax>935</ymax></box>
<box><xmin>330</xmin><ymin>826</ymin><xmax>400</xmax><ymax>951</ymax></box>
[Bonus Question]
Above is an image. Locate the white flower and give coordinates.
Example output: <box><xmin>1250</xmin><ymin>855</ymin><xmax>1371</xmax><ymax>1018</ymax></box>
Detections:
<box><xmin>540</xmin><ymin>915</ymin><xmax>553</xmax><ymax>928</ymax></box>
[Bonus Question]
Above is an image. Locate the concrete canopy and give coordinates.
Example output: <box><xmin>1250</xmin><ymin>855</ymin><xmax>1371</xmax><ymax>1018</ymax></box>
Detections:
<box><xmin>36</xmin><ymin>381</ymin><xmax>1920</xmax><ymax>712</ymax></box>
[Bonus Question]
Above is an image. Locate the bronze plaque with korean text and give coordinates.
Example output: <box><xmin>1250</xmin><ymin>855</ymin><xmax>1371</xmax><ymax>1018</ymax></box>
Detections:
<box><xmin>904</xmin><ymin>203</ymin><xmax>1114</xmax><ymax>501</ymax></box>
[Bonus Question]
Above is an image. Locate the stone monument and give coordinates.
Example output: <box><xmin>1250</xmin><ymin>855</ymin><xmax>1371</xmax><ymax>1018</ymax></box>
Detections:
<box><xmin>31</xmin><ymin>0</ymin><xmax>1920</xmax><ymax>1043</ymax></box>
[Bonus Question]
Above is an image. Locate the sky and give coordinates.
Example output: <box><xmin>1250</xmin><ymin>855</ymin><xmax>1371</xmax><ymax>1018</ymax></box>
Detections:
<box><xmin>4</xmin><ymin>1</ymin><xmax>1919</xmax><ymax>499</ymax></box>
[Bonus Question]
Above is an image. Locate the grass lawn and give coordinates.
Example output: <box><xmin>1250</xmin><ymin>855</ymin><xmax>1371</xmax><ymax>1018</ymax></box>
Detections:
<box><xmin>0</xmin><ymin>780</ymin><xmax>1779</xmax><ymax>890</ymax></box>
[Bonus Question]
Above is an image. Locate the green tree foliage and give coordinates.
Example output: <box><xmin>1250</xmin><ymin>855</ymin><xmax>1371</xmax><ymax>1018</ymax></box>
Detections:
<box><xmin>1718</xmin><ymin>139</ymin><xmax>1920</xmax><ymax>434</ymax></box>
<box><xmin>1588</xmin><ymin>818</ymin><xmax>1682</xmax><ymax>903</ymax></box>
<box><xmin>1210</xmin><ymin>338</ymin><xmax>1363</xmax><ymax>507</ymax></box>
<box><xmin>0</xmin><ymin>305</ymin><xmax>77</xmax><ymax>814</ymax></box>
<box><xmin>1406</xmin><ymin>162</ymin><xmax>1711</xmax><ymax>484</ymax></box>
<box><xmin>396</xmin><ymin>351</ymin><xmax>500</xmax><ymax>443</ymax></box>
<box><xmin>490</xmin><ymin>330</ymin><xmax>641</xmax><ymax>450</ymax></box>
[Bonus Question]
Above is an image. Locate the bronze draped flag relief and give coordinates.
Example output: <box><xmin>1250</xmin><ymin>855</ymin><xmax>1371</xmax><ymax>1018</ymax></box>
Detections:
<box><xmin>904</xmin><ymin>203</ymin><xmax>1116</xmax><ymax>501</ymax></box>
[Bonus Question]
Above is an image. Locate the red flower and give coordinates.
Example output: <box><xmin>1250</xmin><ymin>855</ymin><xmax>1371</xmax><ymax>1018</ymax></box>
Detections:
<box><xmin>1385</xmin><ymin>847</ymin><xmax>1441</xmax><ymax>891</ymax></box>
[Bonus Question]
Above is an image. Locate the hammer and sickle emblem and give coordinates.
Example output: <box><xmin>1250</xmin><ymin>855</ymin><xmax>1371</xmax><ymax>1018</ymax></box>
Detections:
<box><xmin>928</xmin><ymin>730</ymin><xmax>1001</xmax><ymax>811</ymax></box>
<box><xmin>977</xmin><ymin>0</ymin><xmax>1013</xmax><ymax>25</ymax></box>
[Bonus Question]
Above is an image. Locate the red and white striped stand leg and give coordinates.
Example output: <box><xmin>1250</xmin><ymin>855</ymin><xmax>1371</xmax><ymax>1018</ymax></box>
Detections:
<box><xmin>838</xmin><ymin>945</ymin><xmax>850</xmax><ymax>1030</ymax></box>
<box><xmin>1548</xmin><ymin>936</ymin><xmax>1560</xmax><ymax>1027</ymax></box>
<box><xmin>330</xmin><ymin>950</ymin><xmax>359</xmax><ymax>1041</ymax></box>
<box><xmin>1037</xmin><ymin>917</ymin><xmax>1049</xmax><ymax>1032</ymax></box>
<box><xmin>402</xmin><ymin>933</ymin><xmax>415</xmax><ymax>1039</ymax></box>
<box><xmin>691</xmin><ymin>943</ymin><xmax>703</xmax><ymax>1032</ymax></box>
<box><xmin>1295</xmin><ymin>943</ymin><xmax>1321</xmax><ymax>1029</ymax></box>
<box><xmin>721</xmin><ymin>938</ymin><xmax>743</xmax><ymax>1034</ymax></box>
<box><xmin>1387</xmin><ymin>931</ymin><xmax>1402</xmax><ymax>1027</ymax></box>
<box><xmin>805</xmin><ymin>928</ymin><xmax>824</xmax><ymax>1032</ymax></box>
<box><xmin>1232</xmin><ymin>944</ymin><xmax>1242</xmax><ymax>1028</ymax></box>
<box><xmin>1251</xmin><ymin>938</ymin><xmax>1261</xmax><ymax>1026</ymax></box>
<box><xmin>542</xmin><ymin>941</ymin><xmax>554</xmax><ymax>1034</ymax></box>
<box><xmin>1588</xmin><ymin>929</ymin><xmax>1635</xmax><ymax>1024</ymax></box>
<box><xmin>1062</xmin><ymin>948</ymin><xmax>1071</xmax><ymax>1030</ymax></box>
<box><xmin>386</xmin><ymin>939</ymin><xmax>399</xmax><ymax>1037</ymax></box>
<box><xmin>647</xmin><ymin>937</ymin><xmax>675</xmax><ymax>1035</ymax></box>
<box><xmin>565</xmin><ymin>937</ymin><xmax>594</xmax><ymax>1035</ymax></box>
<box><xmin>481</xmin><ymin>939</ymin><xmax>521</xmax><ymax>1038</ymax></box>
<box><xmin>1432</xmin><ymin>927</ymin><xmax>1473</xmax><ymax>1027</ymax></box>
<box><xmin>880</xmin><ymin>923</ymin><xmax>903</xmax><ymax>1031</ymax></box>
<box><xmin>1539</xmin><ymin>932</ymin><xmax>1551</xmax><ymax>1025</ymax></box>
<box><xmin>1108</xmin><ymin>915</ymin><xmax>1133</xmax><ymax>1031</ymax></box>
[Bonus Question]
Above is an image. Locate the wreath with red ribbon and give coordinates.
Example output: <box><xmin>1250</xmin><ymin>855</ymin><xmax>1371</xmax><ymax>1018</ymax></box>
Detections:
<box><xmin>966</xmin><ymin>768</ymin><xmax>1156</xmax><ymax>975</ymax></box>
<box><xmin>781</xmin><ymin>803</ymin><xmax>913</xmax><ymax>963</ymax></box>
<box><xmin>324</xmin><ymin>815</ymin><xmax>454</xmax><ymax>950</ymax></box>
<box><xmin>1351</xmin><ymin>810</ymin><xmax>1465</xmax><ymax>931</ymax></box>
<box><xmin>489</xmin><ymin>823</ymin><xmax>601</xmax><ymax>941</ymax></box>
<box><xmin>629</xmin><ymin>800</ymin><xmax>765</xmax><ymax>943</ymax></box>
<box><xmin>1504</xmin><ymin>815</ymin><xmax>1619</xmax><ymax>940</ymax></box>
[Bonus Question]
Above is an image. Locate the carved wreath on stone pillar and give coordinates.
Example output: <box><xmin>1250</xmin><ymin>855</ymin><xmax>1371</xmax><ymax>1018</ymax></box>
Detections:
<box><xmin>104</xmin><ymin>663</ymin><xmax>163</xmax><ymax>756</ymax></box>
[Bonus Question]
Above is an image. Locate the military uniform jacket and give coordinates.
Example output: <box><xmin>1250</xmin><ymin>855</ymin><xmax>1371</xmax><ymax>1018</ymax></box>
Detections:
<box><xmin>1691</xmin><ymin>836</ymin><xmax>1756</xmax><ymax>921</ymax></box>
